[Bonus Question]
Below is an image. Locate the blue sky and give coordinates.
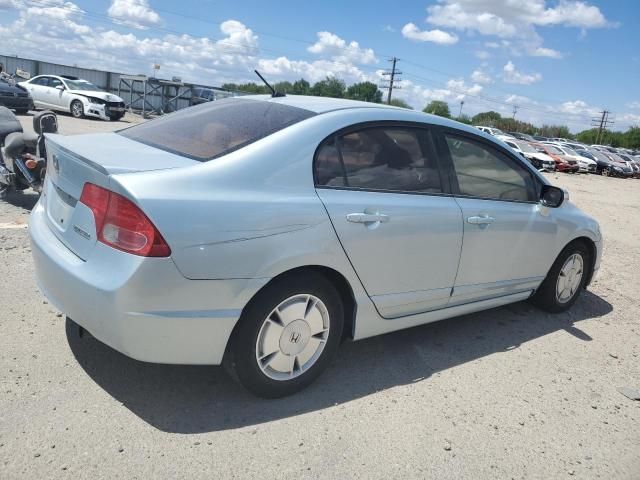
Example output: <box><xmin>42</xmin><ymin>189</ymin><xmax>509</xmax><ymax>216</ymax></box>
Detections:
<box><xmin>1</xmin><ymin>0</ymin><xmax>638</xmax><ymax>131</ymax></box>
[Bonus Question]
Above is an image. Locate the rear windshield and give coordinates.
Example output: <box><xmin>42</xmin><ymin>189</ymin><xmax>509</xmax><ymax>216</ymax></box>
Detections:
<box><xmin>118</xmin><ymin>98</ymin><xmax>315</xmax><ymax>161</ymax></box>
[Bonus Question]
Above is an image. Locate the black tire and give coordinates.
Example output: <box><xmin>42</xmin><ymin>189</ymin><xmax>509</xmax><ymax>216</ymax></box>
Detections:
<box><xmin>228</xmin><ymin>271</ymin><xmax>344</xmax><ymax>398</ymax></box>
<box><xmin>531</xmin><ymin>242</ymin><xmax>590</xmax><ymax>313</ymax></box>
<box><xmin>70</xmin><ymin>100</ymin><xmax>84</xmax><ymax>119</ymax></box>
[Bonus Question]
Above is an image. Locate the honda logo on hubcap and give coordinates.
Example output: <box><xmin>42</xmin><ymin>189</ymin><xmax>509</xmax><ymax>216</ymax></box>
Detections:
<box><xmin>289</xmin><ymin>331</ymin><xmax>301</xmax><ymax>343</ymax></box>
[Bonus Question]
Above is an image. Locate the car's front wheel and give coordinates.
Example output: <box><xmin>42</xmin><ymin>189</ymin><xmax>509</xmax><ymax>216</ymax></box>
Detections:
<box><xmin>531</xmin><ymin>242</ymin><xmax>590</xmax><ymax>313</ymax></box>
<box><xmin>70</xmin><ymin>100</ymin><xmax>84</xmax><ymax>119</ymax></box>
<box><xmin>228</xmin><ymin>272</ymin><xmax>344</xmax><ymax>398</ymax></box>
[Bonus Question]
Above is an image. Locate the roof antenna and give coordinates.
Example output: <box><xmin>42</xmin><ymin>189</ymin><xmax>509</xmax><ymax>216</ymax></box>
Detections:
<box><xmin>254</xmin><ymin>69</ymin><xmax>286</xmax><ymax>98</ymax></box>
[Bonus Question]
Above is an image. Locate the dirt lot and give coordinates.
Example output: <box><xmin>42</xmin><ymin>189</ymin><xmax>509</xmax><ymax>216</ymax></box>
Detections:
<box><xmin>15</xmin><ymin>110</ymin><xmax>142</xmax><ymax>135</ymax></box>
<box><xmin>0</xmin><ymin>118</ymin><xmax>639</xmax><ymax>479</ymax></box>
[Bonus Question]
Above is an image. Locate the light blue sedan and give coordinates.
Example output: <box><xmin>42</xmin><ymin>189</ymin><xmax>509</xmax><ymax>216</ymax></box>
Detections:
<box><xmin>30</xmin><ymin>95</ymin><xmax>602</xmax><ymax>397</ymax></box>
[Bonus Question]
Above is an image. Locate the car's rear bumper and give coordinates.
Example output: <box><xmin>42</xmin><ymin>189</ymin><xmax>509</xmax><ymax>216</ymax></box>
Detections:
<box><xmin>29</xmin><ymin>200</ymin><xmax>268</xmax><ymax>365</ymax></box>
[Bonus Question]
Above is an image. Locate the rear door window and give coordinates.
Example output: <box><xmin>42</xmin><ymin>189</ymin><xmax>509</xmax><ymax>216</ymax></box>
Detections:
<box><xmin>315</xmin><ymin>126</ymin><xmax>443</xmax><ymax>193</ymax></box>
<box><xmin>32</xmin><ymin>77</ymin><xmax>50</xmax><ymax>86</ymax></box>
<box><xmin>119</xmin><ymin>98</ymin><xmax>315</xmax><ymax>161</ymax></box>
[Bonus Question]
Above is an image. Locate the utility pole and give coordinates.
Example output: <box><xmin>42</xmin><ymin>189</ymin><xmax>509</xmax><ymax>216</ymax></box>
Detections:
<box><xmin>591</xmin><ymin>110</ymin><xmax>614</xmax><ymax>144</ymax></box>
<box><xmin>512</xmin><ymin>105</ymin><xmax>519</xmax><ymax>120</ymax></box>
<box><xmin>380</xmin><ymin>57</ymin><xmax>401</xmax><ymax>105</ymax></box>
<box><xmin>458</xmin><ymin>100</ymin><xmax>464</xmax><ymax>118</ymax></box>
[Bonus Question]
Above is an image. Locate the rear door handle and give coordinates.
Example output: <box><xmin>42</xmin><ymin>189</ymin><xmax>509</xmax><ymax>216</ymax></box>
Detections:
<box><xmin>467</xmin><ymin>215</ymin><xmax>495</xmax><ymax>225</ymax></box>
<box><xmin>346</xmin><ymin>212</ymin><xmax>390</xmax><ymax>224</ymax></box>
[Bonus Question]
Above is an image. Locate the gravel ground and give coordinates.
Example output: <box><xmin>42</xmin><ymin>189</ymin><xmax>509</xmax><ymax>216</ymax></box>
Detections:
<box><xmin>0</xmin><ymin>119</ymin><xmax>638</xmax><ymax>479</ymax></box>
<box><xmin>15</xmin><ymin>110</ymin><xmax>142</xmax><ymax>135</ymax></box>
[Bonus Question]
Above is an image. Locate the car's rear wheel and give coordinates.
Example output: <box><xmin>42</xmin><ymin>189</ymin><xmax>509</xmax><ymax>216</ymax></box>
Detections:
<box><xmin>228</xmin><ymin>272</ymin><xmax>343</xmax><ymax>398</ymax></box>
<box><xmin>70</xmin><ymin>100</ymin><xmax>84</xmax><ymax>119</ymax></box>
<box><xmin>531</xmin><ymin>242</ymin><xmax>589</xmax><ymax>313</ymax></box>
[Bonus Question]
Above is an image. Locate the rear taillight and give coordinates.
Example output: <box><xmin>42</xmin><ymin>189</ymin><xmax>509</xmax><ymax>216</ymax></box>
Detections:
<box><xmin>79</xmin><ymin>183</ymin><xmax>170</xmax><ymax>257</ymax></box>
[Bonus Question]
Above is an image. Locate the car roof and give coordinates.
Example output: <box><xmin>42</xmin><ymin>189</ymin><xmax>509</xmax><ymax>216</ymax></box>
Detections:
<box><xmin>238</xmin><ymin>95</ymin><xmax>491</xmax><ymax>137</ymax></box>
<box><xmin>242</xmin><ymin>94</ymin><xmax>401</xmax><ymax>114</ymax></box>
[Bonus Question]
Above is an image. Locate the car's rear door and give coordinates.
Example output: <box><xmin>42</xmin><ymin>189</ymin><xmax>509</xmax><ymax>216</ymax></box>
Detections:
<box><xmin>315</xmin><ymin>123</ymin><xmax>463</xmax><ymax>318</ymax></box>
<box><xmin>25</xmin><ymin>77</ymin><xmax>50</xmax><ymax>108</ymax></box>
<box><xmin>436</xmin><ymin>129</ymin><xmax>558</xmax><ymax>305</ymax></box>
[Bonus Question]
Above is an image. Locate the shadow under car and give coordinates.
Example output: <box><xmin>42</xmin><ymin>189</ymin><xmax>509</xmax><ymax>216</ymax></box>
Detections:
<box><xmin>66</xmin><ymin>290</ymin><xmax>612</xmax><ymax>434</ymax></box>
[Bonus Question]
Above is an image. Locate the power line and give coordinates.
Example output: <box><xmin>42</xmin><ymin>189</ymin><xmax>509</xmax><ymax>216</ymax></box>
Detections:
<box><xmin>380</xmin><ymin>57</ymin><xmax>401</xmax><ymax>105</ymax></box>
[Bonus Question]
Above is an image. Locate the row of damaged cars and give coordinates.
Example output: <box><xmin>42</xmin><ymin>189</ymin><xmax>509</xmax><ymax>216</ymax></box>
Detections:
<box><xmin>473</xmin><ymin>126</ymin><xmax>640</xmax><ymax>178</ymax></box>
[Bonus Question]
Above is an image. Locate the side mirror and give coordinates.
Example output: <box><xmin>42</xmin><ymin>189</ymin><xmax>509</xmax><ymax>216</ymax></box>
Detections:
<box><xmin>55</xmin><ymin>85</ymin><xmax>65</xmax><ymax>91</ymax></box>
<box><xmin>540</xmin><ymin>185</ymin><xmax>565</xmax><ymax>208</ymax></box>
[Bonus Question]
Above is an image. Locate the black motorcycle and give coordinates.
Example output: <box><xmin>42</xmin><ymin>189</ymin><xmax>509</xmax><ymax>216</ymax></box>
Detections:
<box><xmin>0</xmin><ymin>106</ymin><xmax>58</xmax><ymax>199</ymax></box>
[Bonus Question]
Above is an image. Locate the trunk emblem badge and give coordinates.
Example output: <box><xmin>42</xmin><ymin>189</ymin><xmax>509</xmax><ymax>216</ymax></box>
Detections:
<box><xmin>73</xmin><ymin>225</ymin><xmax>91</xmax><ymax>240</ymax></box>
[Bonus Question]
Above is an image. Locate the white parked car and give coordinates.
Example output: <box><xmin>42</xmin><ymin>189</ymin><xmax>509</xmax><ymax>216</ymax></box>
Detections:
<box><xmin>475</xmin><ymin>126</ymin><xmax>513</xmax><ymax>138</ymax></box>
<box><xmin>19</xmin><ymin>75</ymin><xmax>125</xmax><ymax>121</ymax></box>
<box><xmin>503</xmin><ymin>139</ymin><xmax>555</xmax><ymax>171</ymax></box>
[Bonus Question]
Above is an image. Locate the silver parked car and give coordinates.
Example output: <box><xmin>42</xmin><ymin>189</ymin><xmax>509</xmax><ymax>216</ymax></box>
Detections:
<box><xmin>30</xmin><ymin>96</ymin><xmax>602</xmax><ymax>397</ymax></box>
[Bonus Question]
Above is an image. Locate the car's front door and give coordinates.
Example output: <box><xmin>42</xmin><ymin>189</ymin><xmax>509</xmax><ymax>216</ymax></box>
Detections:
<box><xmin>47</xmin><ymin>77</ymin><xmax>67</xmax><ymax>109</ymax></box>
<box><xmin>315</xmin><ymin>124</ymin><xmax>463</xmax><ymax>318</ymax></box>
<box><xmin>438</xmin><ymin>131</ymin><xmax>558</xmax><ymax>305</ymax></box>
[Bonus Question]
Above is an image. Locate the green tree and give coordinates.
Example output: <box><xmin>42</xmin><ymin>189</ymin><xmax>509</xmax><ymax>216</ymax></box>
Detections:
<box><xmin>538</xmin><ymin>125</ymin><xmax>573</xmax><ymax>139</ymax></box>
<box><xmin>221</xmin><ymin>82</ymin><xmax>268</xmax><ymax>94</ymax></box>
<box><xmin>623</xmin><ymin>127</ymin><xmax>640</xmax><ymax>149</ymax></box>
<box><xmin>471</xmin><ymin>111</ymin><xmax>502</xmax><ymax>126</ymax></box>
<box><xmin>576</xmin><ymin>128</ymin><xmax>599</xmax><ymax>145</ymax></box>
<box><xmin>345</xmin><ymin>82</ymin><xmax>383</xmax><ymax>103</ymax></box>
<box><xmin>311</xmin><ymin>77</ymin><xmax>346</xmax><ymax>98</ymax></box>
<box><xmin>388</xmin><ymin>98</ymin><xmax>413</xmax><ymax>109</ymax></box>
<box><xmin>456</xmin><ymin>113</ymin><xmax>472</xmax><ymax>125</ymax></box>
<box><xmin>423</xmin><ymin>100</ymin><xmax>451</xmax><ymax>118</ymax></box>
<box><xmin>273</xmin><ymin>81</ymin><xmax>293</xmax><ymax>93</ymax></box>
<box><xmin>291</xmin><ymin>79</ymin><xmax>311</xmax><ymax>95</ymax></box>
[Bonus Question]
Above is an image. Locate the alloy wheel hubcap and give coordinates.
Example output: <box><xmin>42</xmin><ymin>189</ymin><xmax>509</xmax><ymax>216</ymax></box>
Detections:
<box><xmin>556</xmin><ymin>253</ymin><xmax>584</xmax><ymax>304</ymax></box>
<box><xmin>256</xmin><ymin>294</ymin><xmax>330</xmax><ymax>381</ymax></box>
<box><xmin>73</xmin><ymin>103</ymin><xmax>81</xmax><ymax>116</ymax></box>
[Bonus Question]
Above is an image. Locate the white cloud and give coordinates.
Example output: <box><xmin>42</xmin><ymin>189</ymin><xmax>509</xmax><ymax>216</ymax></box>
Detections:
<box><xmin>108</xmin><ymin>0</ymin><xmax>161</xmax><ymax>30</ymax></box>
<box><xmin>502</xmin><ymin>61</ymin><xmax>541</xmax><ymax>85</ymax></box>
<box><xmin>308</xmin><ymin>31</ymin><xmax>377</xmax><ymax>64</ymax></box>
<box><xmin>427</xmin><ymin>0</ymin><xmax>609</xmax><ymax>33</ymax></box>
<box><xmin>383</xmin><ymin>25</ymin><xmax>395</xmax><ymax>32</ymax></box>
<box><xmin>559</xmin><ymin>99</ymin><xmax>599</xmax><ymax>116</ymax></box>
<box><xmin>531</xmin><ymin>46</ymin><xmax>563</xmax><ymax>58</ymax></box>
<box><xmin>617</xmin><ymin>113</ymin><xmax>640</xmax><ymax>126</ymax></box>
<box><xmin>626</xmin><ymin>101</ymin><xmax>640</xmax><ymax>110</ymax></box>
<box><xmin>475</xmin><ymin>50</ymin><xmax>491</xmax><ymax>60</ymax></box>
<box><xmin>505</xmin><ymin>94</ymin><xmax>537</xmax><ymax>105</ymax></box>
<box><xmin>401</xmin><ymin>23</ymin><xmax>459</xmax><ymax>45</ymax></box>
<box><xmin>471</xmin><ymin>69</ymin><xmax>492</xmax><ymax>84</ymax></box>
<box><xmin>412</xmin><ymin>0</ymin><xmax>612</xmax><ymax>59</ymax></box>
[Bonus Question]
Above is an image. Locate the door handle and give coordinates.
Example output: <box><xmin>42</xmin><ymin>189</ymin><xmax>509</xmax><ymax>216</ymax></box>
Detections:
<box><xmin>346</xmin><ymin>212</ymin><xmax>390</xmax><ymax>224</ymax></box>
<box><xmin>467</xmin><ymin>215</ymin><xmax>495</xmax><ymax>225</ymax></box>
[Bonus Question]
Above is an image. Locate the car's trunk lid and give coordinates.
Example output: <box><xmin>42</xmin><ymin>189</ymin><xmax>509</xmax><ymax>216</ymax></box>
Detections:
<box><xmin>42</xmin><ymin>132</ymin><xmax>197</xmax><ymax>260</ymax></box>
